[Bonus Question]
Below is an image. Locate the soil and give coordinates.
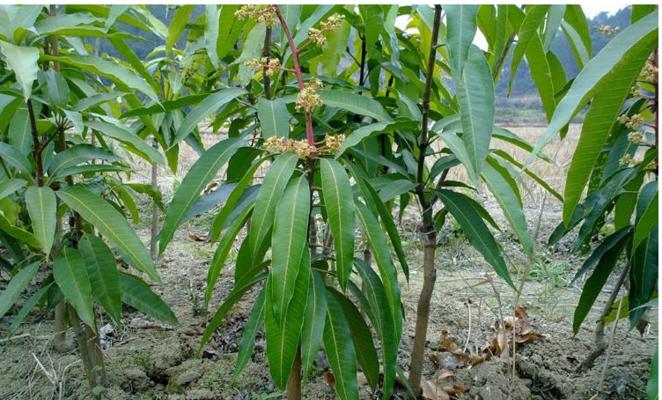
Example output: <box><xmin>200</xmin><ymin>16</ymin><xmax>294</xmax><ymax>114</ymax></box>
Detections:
<box><xmin>0</xmin><ymin>127</ymin><xmax>657</xmax><ymax>399</ymax></box>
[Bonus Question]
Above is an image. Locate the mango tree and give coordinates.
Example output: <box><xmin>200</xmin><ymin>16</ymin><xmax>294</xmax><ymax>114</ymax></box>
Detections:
<box><xmin>0</xmin><ymin>5</ymin><xmax>176</xmax><ymax>397</ymax></box>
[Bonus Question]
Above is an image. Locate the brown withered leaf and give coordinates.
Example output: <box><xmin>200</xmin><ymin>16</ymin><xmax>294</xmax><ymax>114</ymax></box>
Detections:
<box><xmin>188</xmin><ymin>232</ymin><xmax>207</xmax><ymax>242</ymax></box>
<box><xmin>437</xmin><ymin>370</ymin><xmax>454</xmax><ymax>380</ymax></box>
<box><xmin>443</xmin><ymin>384</ymin><xmax>466</xmax><ymax>394</ymax></box>
<box><xmin>496</xmin><ymin>328</ymin><xmax>510</xmax><ymax>356</ymax></box>
<box><xmin>203</xmin><ymin>181</ymin><xmax>219</xmax><ymax>194</ymax></box>
<box><xmin>439</xmin><ymin>330</ymin><xmax>460</xmax><ymax>352</ymax></box>
<box><xmin>636</xmin><ymin>318</ymin><xmax>649</xmax><ymax>335</ymax></box>
<box><xmin>421</xmin><ymin>380</ymin><xmax>450</xmax><ymax>400</ymax></box>
<box><xmin>323</xmin><ymin>370</ymin><xmax>335</xmax><ymax>389</ymax></box>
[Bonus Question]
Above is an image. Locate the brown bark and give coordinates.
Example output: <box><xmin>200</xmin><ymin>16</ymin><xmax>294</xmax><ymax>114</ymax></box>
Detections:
<box><xmin>408</xmin><ymin>5</ymin><xmax>442</xmax><ymax>396</ymax></box>
<box><xmin>286</xmin><ymin>348</ymin><xmax>302</xmax><ymax>400</ymax></box>
<box><xmin>579</xmin><ymin>265</ymin><xmax>629</xmax><ymax>371</ymax></box>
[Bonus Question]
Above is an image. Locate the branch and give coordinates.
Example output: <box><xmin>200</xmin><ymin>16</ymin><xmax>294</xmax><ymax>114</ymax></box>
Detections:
<box><xmin>274</xmin><ymin>5</ymin><xmax>315</xmax><ymax>146</ymax></box>
<box><xmin>416</xmin><ymin>5</ymin><xmax>442</xmax><ymax>196</ymax></box>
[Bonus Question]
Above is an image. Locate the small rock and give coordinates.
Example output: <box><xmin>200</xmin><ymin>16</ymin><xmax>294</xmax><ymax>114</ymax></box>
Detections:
<box><xmin>176</xmin><ymin>370</ymin><xmax>201</xmax><ymax>386</ymax></box>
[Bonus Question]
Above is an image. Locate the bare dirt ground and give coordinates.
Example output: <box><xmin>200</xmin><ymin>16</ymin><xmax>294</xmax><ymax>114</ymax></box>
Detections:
<box><xmin>0</xmin><ymin>125</ymin><xmax>657</xmax><ymax>399</ymax></box>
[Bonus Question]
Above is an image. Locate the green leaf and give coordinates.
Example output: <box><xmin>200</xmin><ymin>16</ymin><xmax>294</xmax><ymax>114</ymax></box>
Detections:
<box><xmin>456</xmin><ymin>46</ymin><xmax>495</xmax><ymax>178</ymax></box>
<box><xmin>159</xmin><ymin>138</ymin><xmax>243</xmax><ymax>253</ymax></box>
<box><xmin>8</xmin><ymin>109</ymin><xmax>30</xmax><ymax>156</ymax></box>
<box><xmin>562</xmin><ymin>37</ymin><xmax>652</xmax><ymax>226</ymax></box>
<box><xmin>171</xmin><ymin>88</ymin><xmax>246</xmax><ymax>147</ymax></box>
<box><xmin>570</xmin><ymin>227</ymin><xmax>632</xmax><ymax>284</ymax></box>
<box><xmin>445</xmin><ymin>5</ymin><xmax>479</xmax><ymax>75</ymax></box>
<box><xmin>46</xmin><ymin>54</ymin><xmax>159</xmax><ymax>102</ymax></box>
<box><xmin>0</xmin><ymin>41</ymin><xmax>39</xmax><ymax>99</ymax></box>
<box><xmin>436</xmin><ymin>189</ymin><xmax>514</xmax><ymax>287</ymax></box>
<box><xmin>9</xmin><ymin>282</ymin><xmax>51</xmax><ymax>333</ymax></box>
<box><xmin>25</xmin><ymin>186</ymin><xmax>56</xmax><ymax>255</ymax></box>
<box><xmin>47</xmin><ymin>144</ymin><xmax>120</xmax><ymax>176</ymax></box>
<box><xmin>354</xmin><ymin>202</ymin><xmax>402</xmax><ymax>339</ymax></box>
<box><xmin>508</xmin><ymin>5</ymin><xmax>550</xmax><ymax>90</ymax></box>
<box><xmin>633</xmin><ymin>193</ymin><xmax>658</xmax><ymax>251</ymax></box>
<box><xmin>331</xmin><ymin>288</ymin><xmax>380</xmax><ymax>391</ymax></box>
<box><xmin>629</xmin><ymin>227</ymin><xmax>658</xmax><ymax>325</ymax></box>
<box><xmin>301</xmin><ymin>271</ymin><xmax>327</xmax><ymax>379</ymax></box>
<box><xmin>354</xmin><ymin>259</ymin><xmax>397</xmax><ymax>399</ymax></box>
<box><xmin>270</xmin><ymin>175</ymin><xmax>310</xmax><ymax>322</ymax></box>
<box><xmin>87</xmin><ymin>120</ymin><xmax>165</xmax><ymax>165</ymax></box>
<box><xmin>166</xmin><ymin>5</ymin><xmax>194</xmax><ymax>52</ymax></box>
<box><xmin>320</xmin><ymin>90</ymin><xmax>392</xmax><ymax>122</ymax></box>
<box><xmin>320</xmin><ymin>159</ymin><xmax>354</xmax><ymax>289</ymax></box>
<box><xmin>119</xmin><ymin>272</ymin><xmax>177</xmax><ymax>325</ymax></box>
<box><xmin>204</xmin><ymin>6</ymin><xmax>220</xmax><ymax>68</ymax></box>
<box><xmin>0</xmin><ymin>213</ymin><xmax>40</xmax><ymax>249</ymax></box>
<box><xmin>0</xmin><ymin>142</ymin><xmax>33</xmax><ymax>176</ymax></box>
<box><xmin>54</xmin><ymin>247</ymin><xmax>95</xmax><ymax>328</ymax></box>
<box><xmin>348</xmin><ymin>166</ymin><xmax>410</xmax><ymax>280</ymax></box>
<box><xmin>0</xmin><ymin>178</ymin><xmax>26</xmax><ymax>201</ymax></box>
<box><xmin>233</xmin><ymin>286</ymin><xmax>265</xmax><ymax>378</ymax></box>
<box><xmin>0</xmin><ymin>261</ymin><xmax>39</xmax><ymax>319</ymax></box>
<box><xmin>525</xmin><ymin>33</ymin><xmax>556</xmax><ymax>120</ymax></box>
<box><xmin>248</xmin><ymin>152</ymin><xmax>298</xmax><ymax>259</ymax></box>
<box><xmin>481</xmin><ymin>161</ymin><xmax>533</xmax><ymax>256</ymax></box>
<box><xmin>236</xmin><ymin>23</ymin><xmax>266</xmax><ymax>86</ymax></box>
<box><xmin>79</xmin><ymin>235</ymin><xmax>121</xmax><ymax>324</ymax></box>
<box><xmin>572</xmin><ymin>233</ymin><xmax>630</xmax><ymax>334</ymax></box>
<box><xmin>210</xmin><ymin>158</ymin><xmax>266</xmax><ymax>242</ymax></box>
<box><xmin>265</xmin><ymin>251</ymin><xmax>310</xmax><ymax>388</ymax></box>
<box><xmin>257</xmin><ymin>98</ymin><xmax>291</xmax><ymax>139</ymax></box>
<box><xmin>527</xmin><ymin>11</ymin><xmax>658</xmax><ymax>165</ymax></box>
<box><xmin>205</xmin><ymin>206</ymin><xmax>251</xmax><ymax>306</ymax></box>
<box><xmin>323</xmin><ymin>287</ymin><xmax>358</xmax><ymax>400</ymax></box>
<box><xmin>647</xmin><ymin>350</ymin><xmax>658</xmax><ymax>400</ymax></box>
<box><xmin>200</xmin><ymin>273</ymin><xmax>266</xmax><ymax>352</ymax></box>
<box><xmin>57</xmin><ymin>185</ymin><xmax>159</xmax><ymax>283</ymax></box>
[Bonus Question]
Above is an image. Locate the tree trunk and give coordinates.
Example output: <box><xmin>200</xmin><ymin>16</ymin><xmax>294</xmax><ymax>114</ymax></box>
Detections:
<box><xmin>53</xmin><ymin>302</ymin><xmax>68</xmax><ymax>352</ymax></box>
<box><xmin>408</xmin><ymin>223</ymin><xmax>437</xmax><ymax>395</ymax></box>
<box><xmin>408</xmin><ymin>5</ymin><xmax>442</xmax><ymax>396</ymax></box>
<box><xmin>580</xmin><ymin>266</ymin><xmax>629</xmax><ymax>371</ymax></box>
<box><xmin>287</xmin><ymin>347</ymin><xmax>302</xmax><ymax>400</ymax></box>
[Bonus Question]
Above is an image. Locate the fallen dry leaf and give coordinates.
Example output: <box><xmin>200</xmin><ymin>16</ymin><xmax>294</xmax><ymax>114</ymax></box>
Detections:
<box><xmin>421</xmin><ymin>380</ymin><xmax>450</xmax><ymax>400</ymax></box>
<box><xmin>443</xmin><ymin>384</ymin><xmax>466</xmax><ymax>394</ymax></box>
<box><xmin>188</xmin><ymin>232</ymin><xmax>208</xmax><ymax>242</ymax></box>
<box><xmin>323</xmin><ymin>370</ymin><xmax>335</xmax><ymax>389</ymax></box>
<box><xmin>203</xmin><ymin>181</ymin><xmax>219</xmax><ymax>194</ymax></box>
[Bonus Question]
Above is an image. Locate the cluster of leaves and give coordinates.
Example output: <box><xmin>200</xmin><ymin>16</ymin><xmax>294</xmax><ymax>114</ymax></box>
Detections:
<box><xmin>0</xmin><ymin>5</ymin><xmax>179</xmax><ymax>392</ymax></box>
<box><xmin>0</xmin><ymin>4</ymin><xmax>657</xmax><ymax>400</ymax></box>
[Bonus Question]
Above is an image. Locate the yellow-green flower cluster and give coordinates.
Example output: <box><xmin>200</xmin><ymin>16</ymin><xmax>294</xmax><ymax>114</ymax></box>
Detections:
<box><xmin>596</xmin><ymin>25</ymin><xmax>620</xmax><ymax>35</ymax></box>
<box><xmin>617</xmin><ymin>114</ymin><xmax>645</xmax><ymax>130</ymax></box>
<box><xmin>295</xmin><ymin>78</ymin><xmax>323</xmax><ymax>113</ymax></box>
<box><xmin>639</xmin><ymin>60</ymin><xmax>658</xmax><ymax>82</ymax></box>
<box><xmin>619</xmin><ymin>154</ymin><xmax>635</xmax><ymax>167</ymax></box>
<box><xmin>263</xmin><ymin>136</ymin><xmax>318</xmax><ymax>159</ymax></box>
<box><xmin>235</xmin><ymin>5</ymin><xmax>277</xmax><ymax>27</ymax></box>
<box><xmin>307</xmin><ymin>14</ymin><xmax>345</xmax><ymax>46</ymax></box>
<box><xmin>246</xmin><ymin>57</ymin><xmax>281</xmax><ymax>76</ymax></box>
<box><xmin>627</xmin><ymin>131</ymin><xmax>644</xmax><ymax>145</ymax></box>
<box><xmin>324</xmin><ymin>134</ymin><xmax>345</xmax><ymax>153</ymax></box>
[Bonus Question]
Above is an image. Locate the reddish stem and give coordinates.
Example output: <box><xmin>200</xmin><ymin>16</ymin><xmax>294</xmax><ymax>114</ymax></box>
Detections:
<box><xmin>274</xmin><ymin>5</ymin><xmax>315</xmax><ymax>146</ymax></box>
